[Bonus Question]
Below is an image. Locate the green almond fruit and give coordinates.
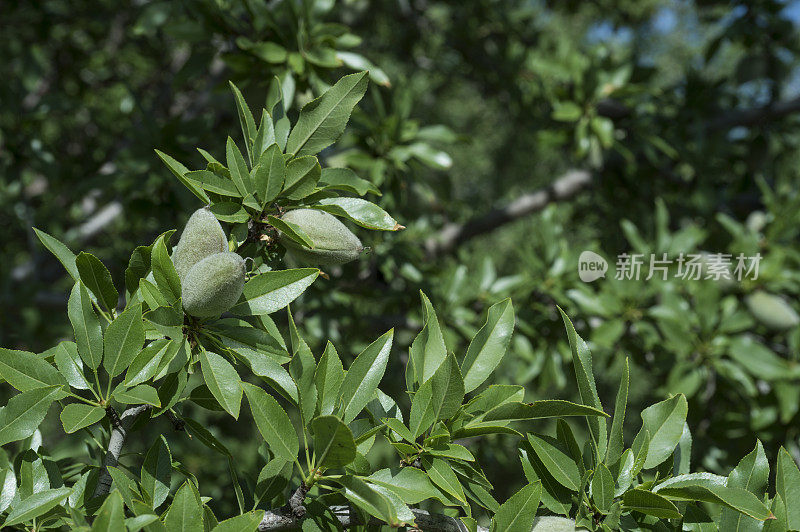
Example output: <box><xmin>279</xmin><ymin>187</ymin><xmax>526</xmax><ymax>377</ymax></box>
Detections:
<box><xmin>531</xmin><ymin>516</ymin><xmax>586</xmax><ymax>531</ymax></box>
<box><xmin>172</xmin><ymin>207</ymin><xmax>228</xmax><ymax>280</ymax></box>
<box><xmin>745</xmin><ymin>290</ymin><xmax>800</xmax><ymax>330</ymax></box>
<box><xmin>182</xmin><ymin>252</ymin><xmax>246</xmax><ymax>318</ymax></box>
<box><xmin>278</xmin><ymin>209</ymin><xmax>364</xmax><ymax>265</ymax></box>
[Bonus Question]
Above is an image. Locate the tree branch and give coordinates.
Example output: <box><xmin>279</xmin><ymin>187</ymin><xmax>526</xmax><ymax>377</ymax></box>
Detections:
<box><xmin>258</xmin><ymin>505</ymin><xmax>487</xmax><ymax>531</ymax></box>
<box><xmin>425</xmin><ymin>169</ymin><xmax>592</xmax><ymax>257</ymax></box>
<box><xmin>93</xmin><ymin>405</ymin><xmax>150</xmax><ymax>499</ymax></box>
<box><xmin>707</xmin><ymin>95</ymin><xmax>800</xmax><ymax>130</ymax></box>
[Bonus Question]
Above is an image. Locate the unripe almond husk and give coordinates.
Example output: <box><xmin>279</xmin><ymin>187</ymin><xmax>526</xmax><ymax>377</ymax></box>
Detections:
<box><xmin>746</xmin><ymin>290</ymin><xmax>800</xmax><ymax>330</ymax></box>
<box><xmin>531</xmin><ymin>516</ymin><xmax>586</xmax><ymax>531</ymax></box>
<box><xmin>172</xmin><ymin>207</ymin><xmax>228</xmax><ymax>280</ymax></box>
<box><xmin>278</xmin><ymin>209</ymin><xmax>363</xmax><ymax>265</ymax></box>
<box><xmin>182</xmin><ymin>252</ymin><xmax>246</xmax><ymax>318</ymax></box>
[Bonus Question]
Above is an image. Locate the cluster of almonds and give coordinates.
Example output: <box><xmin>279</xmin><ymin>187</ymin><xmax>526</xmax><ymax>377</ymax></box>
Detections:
<box><xmin>172</xmin><ymin>207</ymin><xmax>365</xmax><ymax>318</ymax></box>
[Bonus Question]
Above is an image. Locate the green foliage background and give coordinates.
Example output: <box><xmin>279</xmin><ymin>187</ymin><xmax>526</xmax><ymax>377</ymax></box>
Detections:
<box><xmin>3</xmin><ymin>0</ymin><xmax>800</xmax><ymax>522</ymax></box>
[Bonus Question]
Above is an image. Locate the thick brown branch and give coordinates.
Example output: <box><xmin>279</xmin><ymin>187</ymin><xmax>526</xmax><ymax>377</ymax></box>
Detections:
<box><xmin>425</xmin><ymin>169</ymin><xmax>592</xmax><ymax>257</ymax></box>
<box><xmin>707</xmin><ymin>95</ymin><xmax>800</xmax><ymax>130</ymax></box>
<box><xmin>258</xmin><ymin>505</ymin><xmax>487</xmax><ymax>531</ymax></box>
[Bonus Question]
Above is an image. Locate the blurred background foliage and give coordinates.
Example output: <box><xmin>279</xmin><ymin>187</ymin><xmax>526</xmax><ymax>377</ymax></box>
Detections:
<box><xmin>4</xmin><ymin>0</ymin><xmax>800</xmax><ymax>517</ymax></box>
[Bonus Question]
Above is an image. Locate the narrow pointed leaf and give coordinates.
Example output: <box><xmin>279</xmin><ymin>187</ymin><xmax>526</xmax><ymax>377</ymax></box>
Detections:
<box><xmin>68</xmin><ymin>282</ymin><xmax>103</xmax><ymax>370</ymax></box>
<box><xmin>103</xmin><ymin>304</ymin><xmax>144</xmax><ymax>378</ymax></box>
<box><xmin>76</xmin><ymin>252</ymin><xmax>118</xmax><ymax>311</ymax></box>
<box><xmin>230</xmin><ymin>269</ymin><xmax>319</xmax><ymax>316</ymax></box>
<box><xmin>60</xmin><ymin>404</ymin><xmax>105</xmax><ymax>433</ymax></box>
<box><xmin>286</xmin><ymin>72</ymin><xmax>368</xmax><ymax>157</ymax></box>
<box><xmin>200</xmin><ymin>351</ymin><xmax>242</xmax><ymax>419</ymax></box>
<box><xmin>462</xmin><ymin>298</ymin><xmax>514</xmax><ymax>393</ymax></box>
<box><xmin>339</xmin><ymin>330</ymin><xmax>393</xmax><ymax>424</ymax></box>
<box><xmin>492</xmin><ymin>481</ymin><xmax>542</xmax><ymax>532</ymax></box>
<box><xmin>242</xmin><ymin>383</ymin><xmax>298</xmax><ymax>462</ymax></box>
<box><xmin>311</xmin><ymin>415</ymin><xmax>356</xmax><ymax>468</ymax></box>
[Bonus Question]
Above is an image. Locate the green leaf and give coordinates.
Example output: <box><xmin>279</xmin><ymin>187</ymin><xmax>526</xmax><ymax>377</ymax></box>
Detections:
<box><xmin>480</xmin><ymin>400</ymin><xmax>608</xmax><ymax>423</ymax></box>
<box><xmin>103</xmin><ymin>304</ymin><xmax>145</xmax><ymax>378</ymax></box>
<box><xmin>527</xmin><ymin>433</ymin><xmax>581</xmax><ymax>491</ymax></box>
<box><xmin>654</xmin><ymin>474</ymin><xmax>773</xmax><ymax>520</ymax></box>
<box><xmin>559</xmin><ymin>309</ymin><xmax>607</xmax><ymax>459</ymax></box>
<box><xmin>721</xmin><ymin>440</ymin><xmax>770</xmax><ymax>531</ymax></box>
<box><xmin>311</xmin><ymin>415</ymin><xmax>356</xmax><ymax>468</ymax></box>
<box><xmin>287</xmin><ymin>313</ymin><xmax>317</xmax><ymax>423</ymax></box>
<box><xmin>622</xmin><ymin>488</ymin><xmax>681</xmax><ymax>519</ymax></box>
<box><xmin>253</xmin><ymin>110</ymin><xmax>276</xmax><ymax>160</ymax></box>
<box><xmin>552</xmin><ymin>101</ymin><xmax>583</xmax><ymax>122</ymax></box>
<box><xmin>267</xmin><ymin>215</ymin><xmax>315</xmax><ymax>248</ymax></box>
<box><xmin>210</xmin><ymin>201</ymin><xmax>250</xmax><ymax>223</ymax></box>
<box><xmin>183</xmin><ymin>418</ymin><xmax>231</xmax><ymax>457</ymax></box>
<box><xmin>200</xmin><ymin>351</ymin><xmax>242</xmax><ymax>419</ymax></box>
<box><xmin>592</xmin><ymin>463</ymin><xmax>614</xmax><ymax>513</ymax></box>
<box><xmin>233</xmin><ymin>349</ymin><xmax>297</xmax><ymax>403</ymax></box>
<box><xmin>186</xmin><ymin>170</ymin><xmax>240</xmax><ymax>197</ymax></box>
<box><xmin>313</xmin><ymin>198</ymin><xmax>402</xmax><ymax>231</ymax></box>
<box><xmin>282</xmin><ymin>155</ymin><xmax>321</xmax><ymax>200</ymax></box>
<box><xmin>777</xmin><ymin>447</ymin><xmax>800</xmax><ymax>529</ymax></box>
<box><xmin>426</xmin><ymin>443</ymin><xmax>475</xmax><ymax>462</ymax></box>
<box><xmin>464</xmin><ymin>385</ymin><xmax>525</xmax><ymax>414</ymax></box>
<box><xmin>0</xmin><ymin>348</ymin><xmax>66</xmax><ymax>392</ymax></box>
<box><xmin>242</xmin><ymin>383</ymin><xmax>298</xmax><ymax>463</ymax></box>
<box><xmin>33</xmin><ymin>228</ymin><xmax>79</xmax><ymax>280</ymax></box>
<box><xmin>0</xmin><ymin>386</ymin><xmax>62</xmax><ymax>446</ymax></box>
<box><xmin>492</xmin><ymin>481</ymin><xmax>541</xmax><ymax>532</ymax></box>
<box><xmin>315</xmin><ymin>342</ymin><xmax>345</xmax><ymax>416</ymax></box>
<box><xmin>155</xmin><ymin>149</ymin><xmax>209</xmax><ymax>203</ymax></box>
<box><xmin>141</xmin><ymin>435</ymin><xmax>172</xmax><ymax>509</ymax></box>
<box><xmin>519</xmin><ymin>445</ymin><xmax>572</xmax><ymax>515</ymax></box>
<box><xmin>230</xmin><ymin>269</ymin><xmax>319</xmax><ymax>316</ymax></box>
<box><xmin>319</xmin><ymin>167</ymin><xmax>380</xmax><ymax>196</ymax></box>
<box><xmin>226</xmin><ymin>137</ymin><xmax>254</xmax><ymax>198</ymax></box>
<box><xmin>91</xmin><ymin>490</ymin><xmax>125</xmax><ymax>532</ymax></box>
<box><xmin>229</xmin><ymin>82</ymin><xmax>257</xmax><ymax>165</ymax></box>
<box><xmin>367</xmin><ymin>467</ymin><xmax>449</xmax><ymax>505</ymax></box>
<box><xmin>337</xmin><ymin>475</ymin><xmax>405</xmax><ymax>526</ymax></box>
<box><xmin>2</xmin><ymin>487</ymin><xmax>72</xmax><ymax>527</ymax></box>
<box><xmin>606</xmin><ymin>358</ymin><xmax>629</xmax><ymax>466</ymax></box>
<box><xmin>406</xmin><ymin>292</ymin><xmax>446</xmax><ymax>390</ymax></box>
<box><xmin>461</xmin><ymin>298</ymin><xmax>514</xmax><ymax>393</ymax></box>
<box><xmin>253</xmin><ymin>143</ymin><xmax>284</xmax><ymax>207</ymax></box>
<box><xmin>125</xmin><ymin>339</ymin><xmax>176</xmax><ymax>387</ymax></box>
<box><xmin>637</xmin><ymin>394</ymin><xmax>688</xmax><ymax>469</ymax></box>
<box><xmin>286</xmin><ymin>71</ymin><xmax>368</xmax><ymax>157</ymax></box>
<box><xmin>60</xmin><ymin>403</ymin><xmax>105</xmax><ymax>433</ymax></box>
<box><xmin>211</xmin><ymin>511</ymin><xmax>264</xmax><ymax>532</ymax></box>
<box><xmin>383</xmin><ymin>417</ymin><xmax>416</xmax><ymax>444</ymax></box>
<box><xmin>125</xmin><ymin>244</ymin><xmax>154</xmax><ymax>295</ymax></box>
<box><xmin>164</xmin><ymin>482</ymin><xmax>203</xmax><ymax>532</ymax></box>
<box><xmin>338</xmin><ymin>329</ymin><xmax>394</xmax><ymax>424</ymax></box>
<box><xmin>106</xmin><ymin>465</ymin><xmax>139</xmax><ymax>510</ymax></box>
<box><xmin>409</xmin><ymin>353</ymin><xmax>464</xmax><ymax>438</ymax></box>
<box><xmin>68</xmin><ymin>282</ymin><xmax>103</xmax><ymax>370</ymax></box>
<box><xmin>76</xmin><ymin>252</ymin><xmax>118</xmax><ymax>311</ymax></box>
<box><xmin>113</xmin><ymin>384</ymin><xmax>161</xmax><ymax>407</ymax></box>
<box><xmin>151</xmin><ymin>233</ymin><xmax>181</xmax><ymax>303</ymax></box>
<box><xmin>426</xmin><ymin>458</ymin><xmax>466</xmax><ymax>504</ymax></box>
<box><xmin>53</xmin><ymin>341</ymin><xmax>90</xmax><ymax>390</ymax></box>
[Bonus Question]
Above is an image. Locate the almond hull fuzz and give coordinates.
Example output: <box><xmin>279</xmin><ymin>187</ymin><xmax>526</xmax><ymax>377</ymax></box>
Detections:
<box><xmin>172</xmin><ymin>207</ymin><xmax>228</xmax><ymax>280</ymax></box>
<box><xmin>182</xmin><ymin>252</ymin><xmax>246</xmax><ymax>318</ymax></box>
<box><xmin>278</xmin><ymin>208</ymin><xmax>363</xmax><ymax>265</ymax></box>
